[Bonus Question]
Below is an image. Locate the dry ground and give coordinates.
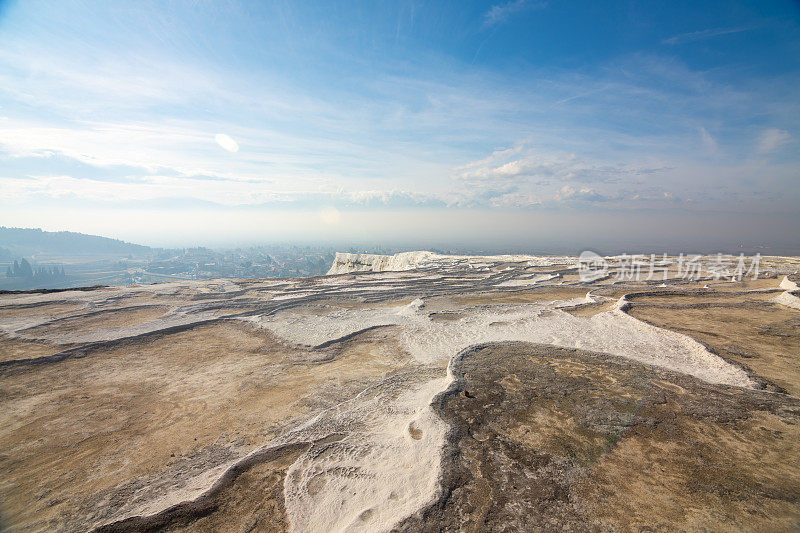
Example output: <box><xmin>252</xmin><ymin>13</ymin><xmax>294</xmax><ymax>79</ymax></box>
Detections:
<box><xmin>0</xmin><ymin>262</ymin><xmax>798</xmax><ymax>532</ymax></box>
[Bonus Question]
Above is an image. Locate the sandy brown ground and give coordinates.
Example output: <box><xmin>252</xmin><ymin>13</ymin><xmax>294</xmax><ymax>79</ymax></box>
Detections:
<box><xmin>630</xmin><ymin>301</ymin><xmax>800</xmax><ymax>396</ymax></box>
<box><xmin>0</xmin><ymin>334</ymin><xmax>74</xmax><ymax>362</ymax></box>
<box><xmin>395</xmin><ymin>343</ymin><xmax>800</xmax><ymax>532</ymax></box>
<box><xmin>94</xmin><ymin>442</ymin><xmax>310</xmax><ymax>533</ymax></box>
<box><xmin>627</xmin><ymin>291</ymin><xmax>781</xmax><ymax>304</ymax></box>
<box><xmin>20</xmin><ymin>305</ymin><xmax>169</xmax><ymax>336</ymax></box>
<box><xmin>451</xmin><ymin>287</ymin><xmax>591</xmax><ymax>305</ymax></box>
<box><xmin>0</xmin><ymin>263</ymin><xmax>798</xmax><ymax>532</ymax></box>
<box><xmin>0</xmin><ymin>301</ymin><xmax>86</xmax><ymax>319</ymax></box>
<box><xmin>562</xmin><ymin>300</ymin><xmax>618</xmax><ymax>317</ymax></box>
<box><xmin>0</xmin><ymin>321</ymin><xmax>409</xmax><ymax>531</ymax></box>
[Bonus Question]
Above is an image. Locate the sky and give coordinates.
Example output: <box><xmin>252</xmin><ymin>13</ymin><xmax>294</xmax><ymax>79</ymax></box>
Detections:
<box><xmin>0</xmin><ymin>0</ymin><xmax>798</xmax><ymax>252</ymax></box>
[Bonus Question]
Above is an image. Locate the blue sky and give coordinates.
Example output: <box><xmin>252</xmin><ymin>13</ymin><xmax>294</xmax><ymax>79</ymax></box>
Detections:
<box><xmin>0</xmin><ymin>0</ymin><xmax>798</xmax><ymax>250</ymax></box>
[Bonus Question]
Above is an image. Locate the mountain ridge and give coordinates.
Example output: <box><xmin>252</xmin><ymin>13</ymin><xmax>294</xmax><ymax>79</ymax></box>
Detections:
<box><xmin>0</xmin><ymin>227</ymin><xmax>151</xmax><ymax>256</ymax></box>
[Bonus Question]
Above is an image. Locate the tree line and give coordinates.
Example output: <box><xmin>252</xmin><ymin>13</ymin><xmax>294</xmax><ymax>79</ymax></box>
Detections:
<box><xmin>5</xmin><ymin>258</ymin><xmax>67</xmax><ymax>281</ymax></box>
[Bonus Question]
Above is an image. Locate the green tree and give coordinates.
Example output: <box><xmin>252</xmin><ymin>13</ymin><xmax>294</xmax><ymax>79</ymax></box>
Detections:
<box><xmin>19</xmin><ymin>258</ymin><xmax>34</xmax><ymax>278</ymax></box>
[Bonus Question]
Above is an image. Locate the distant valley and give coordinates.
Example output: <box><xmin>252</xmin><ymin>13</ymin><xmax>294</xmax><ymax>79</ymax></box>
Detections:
<box><xmin>0</xmin><ymin>227</ymin><xmax>336</xmax><ymax>291</ymax></box>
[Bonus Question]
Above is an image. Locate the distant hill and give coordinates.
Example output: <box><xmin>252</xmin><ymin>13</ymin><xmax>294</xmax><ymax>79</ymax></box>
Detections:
<box><xmin>0</xmin><ymin>227</ymin><xmax>151</xmax><ymax>257</ymax></box>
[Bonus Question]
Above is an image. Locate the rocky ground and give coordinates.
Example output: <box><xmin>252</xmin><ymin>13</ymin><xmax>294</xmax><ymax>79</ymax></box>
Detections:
<box><xmin>0</xmin><ymin>253</ymin><xmax>799</xmax><ymax>532</ymax></box>
<box><xmin>395</xmin><ymin>343</ymin><xmax>800</xmax><ymax>532</ymax></box>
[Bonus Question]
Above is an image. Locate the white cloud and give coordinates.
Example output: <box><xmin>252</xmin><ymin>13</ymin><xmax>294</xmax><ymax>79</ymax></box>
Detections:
<box><xmin>447</xmin><ymin>143</ymin><xmax>777</xmax><ymax>209</ymax></box>
<box><xmin>556</xmin><ymin>185</ymin><xmax>607</xmax><ymax>202</ymax></box>
<box><xmin>757</xmin><ymin>128</ymin><xmax>791</xmax><ymax>153</ymax></box>
<box><xmin>0</xmin><ymin>118</ymin><xmax>379</xmax><ymax>187</ymax></box>
<box><xmin>0</xmin><ymin>174</ymin><xmax>272</xmax><ymax>205</ymax></box>
<box><xmin>454</xmin><ymin>145</ymin><xmax>658</xmax><ymax>184</ymax></box>
<box><xmin>0</xmin><ymin>4</ymin><xmax>796</xmax><ymax>221</ymax></box>
<box><xmin>215</xmin><ymin>133</ymin><xmax>240</xmax><ymax>153</ymax></box>
<box><xmin>0</xmin><ymin>120</ymin><xmax>217</xmax><ymax>174</ymax></box>
<box><xmin>487</xmin><ymin>191</ymin><xmax>541</xmax><ymax>208</ymax></box>
<box><xmin>0</xmin><ymin>171</ymin><xmax>448</xmax><ymax>210</ymax></box>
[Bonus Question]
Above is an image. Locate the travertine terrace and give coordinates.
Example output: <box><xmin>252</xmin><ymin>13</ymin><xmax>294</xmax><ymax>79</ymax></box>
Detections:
<box><xmin>1</xmin><ymin>253</ymin><xmax>799</xmax><ymax>532</ymax></box>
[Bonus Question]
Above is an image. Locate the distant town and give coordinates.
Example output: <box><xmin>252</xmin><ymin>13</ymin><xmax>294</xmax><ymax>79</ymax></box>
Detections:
<box><xmin>0</xmin><ymin>227</ymin><xmax>342</xmax><ymax>291</ymax></box>
<box><xmin>147</xmin><ymin>245</ymin><xmax>336</xmax><ymax>280</ymax></box>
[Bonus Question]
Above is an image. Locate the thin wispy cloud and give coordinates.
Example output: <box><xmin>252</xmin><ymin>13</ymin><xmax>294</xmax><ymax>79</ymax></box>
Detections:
<box><xmin>757</xmin><ymin>128</ymin><xmax>791</xmax><ymax>153</ymax></box>
<box><xmin>548</xmin><ymin>86</ymin><xmax>610</xmax><ymax>110</ymax></box>
<box><xmin>454</xmin><ymin>146</ymin><xmax>664</xmax><ymax>184</ymax></box>
<box><xmin>699</xmin><ymin>127</ymin><xmax>719</xmax><ymax>155</ymax></box>
<box><xmin>0</xmin><ymin>1</ymin><xmax>798</xmax><ymax>244</ymax></box>
<box><xmin>483</xmin><ymin>0</ymin><xmax>547</xmax><ymax>27</ymax></box>
<box><xmin>662</xmin><ymin>26</ymin><xmax>754</xmax><ymax>45</ymax></box>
